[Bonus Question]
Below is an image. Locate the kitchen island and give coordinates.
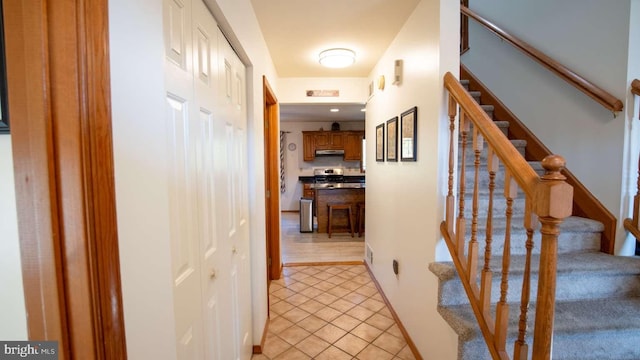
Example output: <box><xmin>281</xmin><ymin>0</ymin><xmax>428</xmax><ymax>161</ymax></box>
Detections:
<box><xmin>311</xmin><ymin>184</ymin><xmax>365</xmax><ymax>234</ymax></box>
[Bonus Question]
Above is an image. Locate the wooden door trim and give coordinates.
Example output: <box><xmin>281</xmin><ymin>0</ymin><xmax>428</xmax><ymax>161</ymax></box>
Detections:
<box><xmin>5</xmin><ymin>0</ymin><xmax>127</xmax><ymax>358</ymax></box>
<box><xmin>263</xmin><ymin>76</ymin><xmax>282</xmax><ymax>280</ymax></box>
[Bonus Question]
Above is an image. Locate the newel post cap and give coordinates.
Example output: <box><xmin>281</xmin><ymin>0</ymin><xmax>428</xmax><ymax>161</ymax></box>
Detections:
<box><xmin>535</xmin><ymin>155</ymin><xmax>573</xmax><ymax>218</ymax></box>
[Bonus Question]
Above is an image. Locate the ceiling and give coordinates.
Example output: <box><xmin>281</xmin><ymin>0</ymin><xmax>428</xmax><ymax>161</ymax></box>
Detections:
<box><xmin>279</xmin><ymin>103</ymin><xmax>366</xmax><ymax>122</ymax></box>
<box><xmin>250</xmin><ymin>0</ymin><xmax>420</xmax><ymax>121</ymax></box>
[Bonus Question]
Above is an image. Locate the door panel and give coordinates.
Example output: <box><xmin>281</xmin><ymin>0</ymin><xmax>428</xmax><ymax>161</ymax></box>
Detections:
<box><xmin>164</xmin><ymin>0</ymin><xmax>251</xmax><ymax>358</ymax></box>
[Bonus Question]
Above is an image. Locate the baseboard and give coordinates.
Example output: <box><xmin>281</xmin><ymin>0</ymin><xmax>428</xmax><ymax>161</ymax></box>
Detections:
<box><xmin>364</xmin><ymin>262</ymin><xmax>423</xmax><ymax>360</ymax></box>
<box><xmin>252</xmin><ymin>317</ymin><xmax>269</xmax><ymax>354</ymax></box>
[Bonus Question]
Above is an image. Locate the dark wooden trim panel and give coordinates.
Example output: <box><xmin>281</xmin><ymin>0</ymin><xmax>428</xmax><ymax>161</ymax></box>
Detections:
<box><xmin>5</xmin><ymin>0</ymin><xmax>127</xmax><ymax>358</ymax></box>
<box><xmin>4</xmin><ymin>2</ymin><xmax>70</xmax><ymax>357</ymax></box>
<box><xmin>461</xmin><ymin>5</ymin><xmax>623</xmax><ymax>113</ymax></box>
<box><xmin>460</xmin><ymin>0</ymin><xmax>469</xmax><ymax>54</ymax></box>
<box><xmin>252</xmin><ymin>317</ymin><xmax>270</xmax><ymax>354</ymax></box>
<box><xmin>77</xmin><ymin>0</ymin><xmax>128</xmax><ymax>357</ymax></box>
<box><xmin>263</xmin><ymin>76</ymin><xmax>282</xmax><ymax>281</ymax></box>
<box><xmin>461</xmin><ymin>64</ymin><xmax>617</xmax><ymax>254</ymax></box>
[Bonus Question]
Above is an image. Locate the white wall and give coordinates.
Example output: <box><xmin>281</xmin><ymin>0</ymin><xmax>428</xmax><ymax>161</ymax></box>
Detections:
<box><xmin>0</xmin><ymin>136</ymin><xmax>27</xmax><ymax>340</ymax></box>
<box><xmin>279</xmin><ymin>121</ymin><xmax>365</xmax><ymax>210</ymax></box>
<box><xmin>110</xmin><ymin>0</ymin><xmax>277</xmax><ymax>358</ymax></box>
<box><xmin>364</xmin><ymin>0</ymin><xmax>459</xmax><ymax>358</ymax></box>
<box><xmin>109</xmin><ymin>1</ymin><xmax>178</xmax><ymax>358</ymax></box>
<box><xmin>278</xmin><ymin>77</ymin><xmax>369</xmax><ymax>103</ymax></box>
<box><xmin>462</xmin><ymin>0</ymin><xmax>635</xmax><ymax>254</ymax></box>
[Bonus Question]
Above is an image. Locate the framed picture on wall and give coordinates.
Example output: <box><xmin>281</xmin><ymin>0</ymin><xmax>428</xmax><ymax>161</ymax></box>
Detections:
<box><xmin>386</xmin><ymin>116</ymin><xmax>398</xmax><ymax>161</ymax></box>
<box><xmin>400</xmin><ymin>106</ymin><xmax>417</xmax><ymax>161</ymax></box>
<box><xmin>375</xmin><ymin>123</ymin><xmax>384</xmax><ymax>162</ymax></box>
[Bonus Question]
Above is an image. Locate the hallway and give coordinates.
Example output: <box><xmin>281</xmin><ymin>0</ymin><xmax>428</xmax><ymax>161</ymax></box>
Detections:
<box><xmin>281</xmin><ymin>212</ymin><xmax>365</xmax><ymax>264</ymax></box>
<box><xmin>254</xmin><ymin>264</ymin><xmax>417</xmax><ymax>359</ymax></box>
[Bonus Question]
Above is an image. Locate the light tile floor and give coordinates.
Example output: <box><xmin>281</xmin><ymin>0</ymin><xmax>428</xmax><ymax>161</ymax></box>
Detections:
<box><xmin>281</xmin><ymin>212</ymin><xmax>365</xmax><ymax>264</ymax></box>
<box><xmin>252</xmin><ymin>264</ymin><xmax>417</xmax><ymax>360</ymax></box>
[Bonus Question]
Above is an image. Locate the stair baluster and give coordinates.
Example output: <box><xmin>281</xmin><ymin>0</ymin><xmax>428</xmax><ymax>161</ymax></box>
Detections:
<box><xmin>495</xmin><ymin>172</ymin><xmax>517</xmax><ymax>353</ymax></box>
<box><xmin>457</xmin><ymin>113</ymin><xmax>470</xmax><ymax>265</ymax></box>
<box><xmin>514</xmin><ymin>203</ymin><xmax>536</xmax><ymax>360</ymax></box>
<box><xmin>446</xmin><ymin>97</ymin><xmax>457</xmax><ymax>237</ymax></box>
<box><xmin>480</xmin><ymin>148</ymin><xmax>499</xmax><ymax>315</ymax></box>
<box><xmin>469</xmin><ymin>127</ymin><xmax>483</xmax><ymax>286</ymax></box>
<box><xmin>441</xmin><ymin>72</ymin><xmax>573</xmax><ymax>360</ymax></box>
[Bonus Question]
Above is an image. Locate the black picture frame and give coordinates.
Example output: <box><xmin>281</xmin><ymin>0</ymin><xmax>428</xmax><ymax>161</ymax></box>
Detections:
<box><xmin>400</xmin><ymin>106</ymin><xmax>417</xmax><ymax>161</ymax></box>
<box><xmin>375</xmin><ymin>123</ymin><xmax>384</xmax><ymax>162</ymax></box>
<box><xmin>0</xmin><ymin>1</ymin><xmax>9</xmax><ymax>135</ymax></box>
<box><xmin>386</xmin><ymin>116</ymin><xmax>398</xmax><ymax>161</ymax></box>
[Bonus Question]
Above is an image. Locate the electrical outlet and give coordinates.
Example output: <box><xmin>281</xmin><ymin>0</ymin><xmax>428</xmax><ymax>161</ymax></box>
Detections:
<box><xmin>366</xmin><ymin>244</ymin><xmax>373</xmax><ymax>264</ymax></box>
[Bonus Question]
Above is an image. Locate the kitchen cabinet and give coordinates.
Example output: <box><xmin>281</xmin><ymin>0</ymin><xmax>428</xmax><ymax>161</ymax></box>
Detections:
<box><xmin>303</xmin><ymin>183</ymin><xmax>314</xmax><ymax>199</ymax></box>
<box><xmin>302</xmin><ymin>130</ymin><xmax>364</xmax><ymax>161</ymax></box>
<box><xmin>303</xmin><ymin>133</ymin><xmax>316</xmax><ymax>161</ymax></box>
<box><xmin>314</xmin><ymin>132</ymin><xmax>344</xmax><ymax>150</ymax></box>
<box><xmin>344</xmin><ymin>131</ymin><xmax>364</xmax><ymax>161</ymax></box>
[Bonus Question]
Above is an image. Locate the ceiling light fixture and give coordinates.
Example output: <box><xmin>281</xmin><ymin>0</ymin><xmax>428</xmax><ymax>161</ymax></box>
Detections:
<box><xmin>319</xmin><ymin>48</ymin><xmax>356</xmax><ymax>68</ymax></box>
<box><xmin>330</xmin><ymin>108</ymin><xmax>340</xmax><ymax>112</ymax></box>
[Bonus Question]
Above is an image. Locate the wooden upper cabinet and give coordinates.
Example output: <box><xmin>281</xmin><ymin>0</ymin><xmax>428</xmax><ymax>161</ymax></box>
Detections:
<box><xmin>303</xmin><ymin>132</ymin><xmax>315</xmax><ymax>161</ymax></box>
<box><xmin>302</xmin><ymin>130</ymin><xmax>363</xmax><ymax>161</ymax></box>
<box><xmin>314</xmin><ymin>131</ymin><xmax>344</xmax><ymax>150</ymax></box>
<box><xmin>344</xmin><ymin>131</ymin><xmax>364</xmax><ymax>161</ymax></box>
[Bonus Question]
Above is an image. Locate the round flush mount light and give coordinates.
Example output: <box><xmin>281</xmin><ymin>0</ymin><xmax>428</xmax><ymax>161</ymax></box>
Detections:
<box><xmin>319</xmin><ymin>48</ymin><xmax>356</xmax><ymax>68</ymax></box>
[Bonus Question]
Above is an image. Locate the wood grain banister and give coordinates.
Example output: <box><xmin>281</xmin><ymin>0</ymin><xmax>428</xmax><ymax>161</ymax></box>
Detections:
<box><xmin>461</xmin><ymin>5</ymin><xmax>624</xmax><ymax>114</ymax></box>
<box><xmin>445</xmin><ymin>72</ymin><xmax>539</xmax><ymax>194</ymax></box>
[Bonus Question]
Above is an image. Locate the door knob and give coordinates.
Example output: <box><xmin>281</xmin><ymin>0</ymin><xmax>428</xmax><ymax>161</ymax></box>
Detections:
<box><xmin>209</xmin><ymin>270</ymin><xmax>217</xmax><ymax>279</ymax></box>
<box><xmin>232</xmin><ymin>247</ymin><xmax>238</xmax><ymax>254</ymax></box>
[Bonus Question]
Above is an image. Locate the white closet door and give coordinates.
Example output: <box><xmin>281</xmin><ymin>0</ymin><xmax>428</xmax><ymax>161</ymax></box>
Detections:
<box><xmin>163</xmin><ymin>0</ymin><xmax>251</xmax><ymax>358</ymax></box>
<box><xmin>162</xmin><ymin>0</ymin><xmax>203</xmax><ymax>358</ymax></box>
<box><xmin>216</xmin><ymin>29</ymin><xmax>251</xmax><ymax>360</ymax></box>
<box><xmin>191</xmin><ymin>1</ymin><xmax>228</xmax><ymax>359</ymax></box>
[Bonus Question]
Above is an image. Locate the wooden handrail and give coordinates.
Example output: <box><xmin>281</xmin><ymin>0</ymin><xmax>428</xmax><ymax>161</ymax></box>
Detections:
<box><xmin>461</xmin><ymin>5</ymin><xmax>624</xmax><ymax>114</ymax></box>
<box><xmin>443</xmin><ymin>72</ymin><xmax>573</xmax><ymax>359</ymax></box>
<box><xmin>632</xmin><ymin>79</ymin><xmax>640</xmax><ymax>96</ymax></box>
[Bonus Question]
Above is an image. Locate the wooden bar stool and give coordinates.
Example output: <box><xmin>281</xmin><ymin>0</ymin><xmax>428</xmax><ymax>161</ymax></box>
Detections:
<box><xmin>356</xmin><ymin>202</ymin><xmax>365</xmax><ymax>237</ymax></box>
<box><xmin>327</xmin><ymin>203</ymin><xmax>354</xmax><ymax>238</ymax></box>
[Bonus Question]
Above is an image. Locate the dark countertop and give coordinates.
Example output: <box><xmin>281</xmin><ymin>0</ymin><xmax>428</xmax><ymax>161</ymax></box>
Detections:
<box><xmin>298</xmin><ymin>175</ymin><xmax>365</xmax><ymax>184</ymax></box>
<box><xmin>309</xmin><ymin>183</ymin><xmax>365</xmax><ymax>189</ymax></box>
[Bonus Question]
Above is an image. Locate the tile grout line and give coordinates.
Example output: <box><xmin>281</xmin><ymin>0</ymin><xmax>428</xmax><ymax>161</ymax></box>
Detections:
<box><xmin>255</xmin><ymin>263</ymin><xmax>417</xmax><ymax>360</ymax></box>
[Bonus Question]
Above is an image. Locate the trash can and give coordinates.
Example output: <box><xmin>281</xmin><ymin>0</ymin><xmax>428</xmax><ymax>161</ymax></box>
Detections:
<box><xmin>300</xmin><ymin>197</ymin><xmax>313</xmax><ymax>233</ymax></box>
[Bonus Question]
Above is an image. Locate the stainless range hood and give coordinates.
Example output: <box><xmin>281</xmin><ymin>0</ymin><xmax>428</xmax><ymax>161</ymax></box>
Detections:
<box><xmin>315</xmin><ymin>149</ymin><xmax>345</xmax><ymax>156</ymax></box>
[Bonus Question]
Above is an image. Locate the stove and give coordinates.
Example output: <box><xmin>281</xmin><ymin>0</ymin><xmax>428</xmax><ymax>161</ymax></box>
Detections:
<box><xmin>313</xmin><ymin>168</ymin><xmax>345</xmax><ymax>184</ymax></box>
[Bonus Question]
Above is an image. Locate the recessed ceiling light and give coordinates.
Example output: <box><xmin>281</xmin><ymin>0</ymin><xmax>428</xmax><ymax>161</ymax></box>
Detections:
<box><xmin>319</xmin><ymin>48</ymin><xmax>356</xmax><ymax>68</ymax></box>
<box><xmin>360</xmin><ymin>108</ymin><xmax>366</xmax><ymax>112</ymax></box>
<box><xmin>330</xmin><ymin>108</ymin><xmax>340</xmax><ymax>112</ymax></box>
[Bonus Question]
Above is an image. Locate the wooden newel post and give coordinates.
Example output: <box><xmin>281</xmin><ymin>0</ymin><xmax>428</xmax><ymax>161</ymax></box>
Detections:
<box><xmin>532</xmin><ymin>155</ymin><xmax>573</xmax><ymax>360</ymax></box>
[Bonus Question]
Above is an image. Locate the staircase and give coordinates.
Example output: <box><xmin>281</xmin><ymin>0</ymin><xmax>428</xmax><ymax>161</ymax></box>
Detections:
<box><xmin>431</xmin><ymin>79</ymin><xmax>640</xmax><ymax>359</ymax></box>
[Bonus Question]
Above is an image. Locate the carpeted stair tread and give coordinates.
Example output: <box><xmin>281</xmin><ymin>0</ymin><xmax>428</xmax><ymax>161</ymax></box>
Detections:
<box><xmin>439</xmin><ymin>297</ymin><xmax>640</xmax><ymax>360</ymax></box>
<box><xmin>430</xmin><ymin>252</ymin><xmax>640</xmax><ymax>282</ymax></box>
